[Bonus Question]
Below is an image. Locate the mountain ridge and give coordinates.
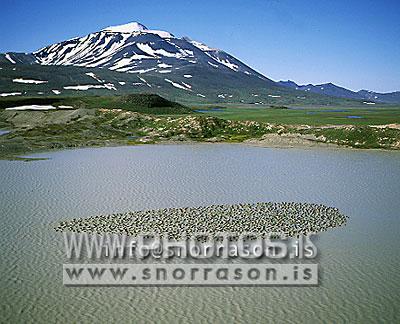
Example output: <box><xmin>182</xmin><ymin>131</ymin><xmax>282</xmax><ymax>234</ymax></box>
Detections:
<box><xmin>278</xmin><ymin>80</ymin><xmax>400</xmax><ymax>104</ymax></box>
<box><xmin>1</xmin><ymin>21</ymin><xmax>398</xmax><ymax>104</ymax></box>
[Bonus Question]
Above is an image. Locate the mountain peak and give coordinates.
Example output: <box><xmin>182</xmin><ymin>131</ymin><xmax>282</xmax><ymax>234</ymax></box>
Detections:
<box><xmin>102</xmin><ymin>22</ymin><xmax>148</xmax><ymax>33</ymax></box>
<box><xmin>101</xmin><ymin>21</ymin><xmax>173</xmax><ymax>38</ymax></box>
<box><xmin>280</xmin><ymin>80</ymin><xmax>298</xmax><ymax>86</ymax></box>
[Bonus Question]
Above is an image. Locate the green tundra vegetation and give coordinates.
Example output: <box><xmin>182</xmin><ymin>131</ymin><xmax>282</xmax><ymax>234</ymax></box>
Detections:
<box><xmin>193</xmin><ymin>104</ymin><xmax>400</xmax><ymax>126</ymax></box>
<box><xmin>0</xmin><ymin>95</ymin><xmax>399</xmax><ymax>160</ymax></box>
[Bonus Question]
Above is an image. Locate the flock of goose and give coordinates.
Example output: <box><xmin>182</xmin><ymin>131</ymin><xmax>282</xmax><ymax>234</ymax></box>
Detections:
<box><xmin>55</xmin><ymin>202</ymin><xmax>348</xmax><ymax>239</ymax></box>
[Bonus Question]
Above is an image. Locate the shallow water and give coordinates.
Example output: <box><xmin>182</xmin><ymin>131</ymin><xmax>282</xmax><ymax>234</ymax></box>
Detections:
<box><xmin>0</xmin><ymin>144</ymin><xmax>399</xmax><ymax>323</ymax></box>
<box><xmin>347</xmin><ymin>115</ymin><xmax>363</xmax><ymax>119</ymax></box>
<box><xmin>194</xmin><ymin>108</ymin><xmax>225</xmax><ymax>113</ymax></box>
<box><xmin>306</xmin><ymin>109</ymin><xmax>349</xmax><ymax>114</ymax></box>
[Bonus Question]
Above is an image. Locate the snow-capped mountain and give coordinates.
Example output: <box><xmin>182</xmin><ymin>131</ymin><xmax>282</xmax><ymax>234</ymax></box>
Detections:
<box><xmin>1</xmin><ymin>21</ymin><xmax>397</xmax><ymax>104</ymax></box>
<box><xmin>30</xmin><ymin>21</ymin><xmax>268</xmax><ymax>78</ymax></box>
<box><xmin>1</xmin><ymin>21</ymin><xmax>295</xmax><ymax>103</ymax></box>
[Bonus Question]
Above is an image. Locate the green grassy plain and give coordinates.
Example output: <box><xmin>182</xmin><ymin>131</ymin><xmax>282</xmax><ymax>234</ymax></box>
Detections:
<box><xmin>193</xmin><ymin>104</ymin><xmax>400</xmax><ymax>125</ymax></box>
<box><xmin>1</xmin><ymin>95</ymin><xmax>399</xmax><ymax>159</ymax></box>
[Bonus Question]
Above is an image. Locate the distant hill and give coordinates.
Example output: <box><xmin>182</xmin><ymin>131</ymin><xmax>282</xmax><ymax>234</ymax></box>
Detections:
<box><xmin>357</xmin><ymin>89</ymin><xmax>400</xmax><ymax>104</ymax></box>
<box><xmin>0</xmin><ymin>93</ymin><xmax>191</xmax><ymax>115</ymax></box>
<box><xmin>278</xmin><ymin>80</ymin><xmax>400</xmax><ymax>104</ymax></box>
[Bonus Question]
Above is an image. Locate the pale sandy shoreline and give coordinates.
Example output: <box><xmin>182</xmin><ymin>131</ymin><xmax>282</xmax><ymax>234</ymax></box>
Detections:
<box><xmin>243</xmin><ymin>133</ymin><xmax>341</xmax><ymax>149</ymax></box>
<box><xmin>4</xmin><ymin>136</ymin><xmax>400</xmax><ymax>161</ymax></box>
<box><xmin>156</xmin><ymin>138</ymin><xmax>398</xmax><ymax>153</ymax></box>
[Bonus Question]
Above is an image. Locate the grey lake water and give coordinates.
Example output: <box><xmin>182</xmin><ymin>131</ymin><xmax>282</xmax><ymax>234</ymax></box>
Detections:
<box><xmin>0</xmin><ymin>144</ymin><xmax>399</xmax><ymax>323</ymax></box>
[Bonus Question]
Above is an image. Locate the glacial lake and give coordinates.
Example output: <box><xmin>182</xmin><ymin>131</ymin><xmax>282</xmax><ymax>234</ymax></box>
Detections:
<box><xmin>0</xmin><ymin>144</ymin><xmax>399</xmax><ymax>323</ymax></box>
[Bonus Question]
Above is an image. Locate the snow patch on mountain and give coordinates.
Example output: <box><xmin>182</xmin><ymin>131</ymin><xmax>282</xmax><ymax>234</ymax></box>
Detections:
<box><xmin>181</xmin><ymin>81</ymin><xmax>192</xmax><ymax>89</ymax></box>
<box><xmin>5</xmin><ymin>54</ymin><xmax>16</xmax><ymax>64</ymax></box>
<box><xmin>13</xmin><ymin>78</ymin><xmax>48</xmax><ymax>84</ymax></box>
<box><xmin>85</xmin><ymin>72</ymin><xmax>104</xmax><ymax>83</ymax></box>
<box><xmin>6</xmin><ymin>105</ymin><xmax>56</xmax><ymax>111</ymax></box>
<box><xmin>63</xmin><ymin>83</ymin><xmax>116</xmax><ymax>91</ymax></box>
<box><xmin>205</xmin><ymin>52</ymin><xmax>238</xmax><ymax>71</ymax></box>
<box><xmin>102</xmin><ymin>22</ymin><xmax>147</xmax><ymax>33</ymax></box>
<box><xmin>189</xmin><ymin>40</ymin><xmax>216</xmax><ymax>51</ymax></box>
<box><xmin>102</xmin><ymin>22</ymin><xmax>173</xmax><ymax>38</ymax></box>
<box><xmin>128</xmin><ymin>68</ymin><xmax>156</xmax><ymax>74</ymax></box>
<box><xmin>214</xmin><ymin>58</ymin><xmax>238</xmax><ymax>71</ymax></box>
<box><xmin>157</xmin><ymin>63</ymin><xmax>172</xmax><ymax>68</ymax></box>
<box><xmin>136</xmin><ymin>43</ymin><xmax>186</xmax><ymax>59</ymax></box>
<box><xmin>138</xmin><ymin>77</ymin><xmax>152</xmax><ymax>87</ymax></box>
<box><xmin>0</xmin><ymin>92</ymin><xmax>22</xmax><ymax>97</ymax></box>
<box><xmin>164</xmin><ymin>79</ymin><xmax>191</xmax><ymax>91</ymax></box>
